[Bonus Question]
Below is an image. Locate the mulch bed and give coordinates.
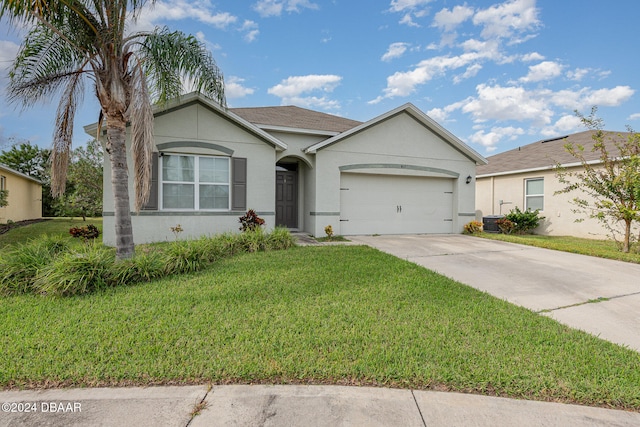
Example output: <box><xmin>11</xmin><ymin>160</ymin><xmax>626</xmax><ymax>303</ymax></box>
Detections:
<box><xmin>0</xmin><ymin>218</ymin><xmax>51</xmax><ymax>235</ymax></box>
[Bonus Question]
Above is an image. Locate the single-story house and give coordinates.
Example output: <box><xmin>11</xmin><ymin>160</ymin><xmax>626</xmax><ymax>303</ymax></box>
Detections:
<box><xmin>0</xmin><ymin>163</ymin><xmax>42</xmax><ymax>223</ymax></box>
<box><xmin>90</xmin><ymin>92</ymin><xmax>487</xmax><ymax>245</ymax></box>
<box><xmin>475</xmin><ymin>130</ymin><xmax>632</xmax><ymax>238</ymax></box>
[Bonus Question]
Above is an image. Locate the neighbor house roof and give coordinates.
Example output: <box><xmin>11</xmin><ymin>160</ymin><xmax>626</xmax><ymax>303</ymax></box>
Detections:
<box><xmin>0</xmin><ymin>163</ymin><xmax>42</xmax><ymax>184</ymax></box>
<box><xmin>476</xmin><ymin>130</ymin><xmax>632</xmax><ymax>177</ymax></box>
<box><xmin>231</xmin><ymin>106</ymin><xmax>362</xmax><ymax>135</ymax></box>
<box><xmin>304</xmin><ymin>103</ymin><xmax>488</xmax><ymax>165</ymax></box>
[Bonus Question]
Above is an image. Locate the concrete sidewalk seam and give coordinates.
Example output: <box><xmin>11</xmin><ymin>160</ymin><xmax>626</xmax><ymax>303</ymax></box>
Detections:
<box><xmin>411</xmin><ymin>390</ymin><xmax>427</xmax><ymax>427</ymax></box>
<box><xmin>185</xmin><ymin>385</ymin><xmax>212</xmax><ymax>427</ymax></box>
<box><xmin>538</xmin><ymin>290</ymin><xmax>640</xmax><ymax>314</ymax></box>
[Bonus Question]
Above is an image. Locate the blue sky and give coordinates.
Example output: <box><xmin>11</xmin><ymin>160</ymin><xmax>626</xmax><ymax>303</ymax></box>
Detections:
<box><xmin>1</xmin><ymin>0</ymin><xmax>639</xmax><ymax>156</ymax></box>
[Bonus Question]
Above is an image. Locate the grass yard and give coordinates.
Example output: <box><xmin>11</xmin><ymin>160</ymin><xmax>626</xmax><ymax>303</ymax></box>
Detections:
<box><xmin>0</xmin><ymin>218</ymin><xmax>103</xmax><ymax>249</ymax></box>
<box><xmin>2</xmin><ymin>245</ymin><xmax>640</xmax><ymax>410</ymax></box>
<box><xmin>478</xmin><ymin>233</ymin><xmax>640</xmax><ymax>264</ymax></box>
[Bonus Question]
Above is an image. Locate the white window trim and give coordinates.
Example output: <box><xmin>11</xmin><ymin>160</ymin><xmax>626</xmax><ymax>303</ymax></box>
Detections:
<box><xmin>159</xmin><ymin>153</ymin><xmax>231</xmax><ymax>211</ymax></box>
<box><xmin>524</xmin><ymin>177</ymin><xmax>544</xmax><ymax>211</ymax></box>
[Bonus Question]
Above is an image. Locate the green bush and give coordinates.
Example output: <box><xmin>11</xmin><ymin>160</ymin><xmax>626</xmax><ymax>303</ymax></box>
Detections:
<box><xmin>1</xmin><ymin>228</ymin><xmax>297</xmax><ymax>296</ymax></box>
<box><xmin>504</xmin><ymin>207</ymin><xmax>545</xmax><ymax>234</ymax></box>
<box><xmin>33</xmin><ymin>243</ymin><xmax>115</xmax><ymax>296</ymax></box>
<box><xmin>267</xmin><ymin>226</ymin><xmax>297</xmax><ymax>250</ymax></box>
<box><xmin>0</xmin><ymin>235</ymin><xmax>69</xmax><ymax>295</ymax></box>
<box><xmin>110</xmin><ymin>250</ymin><xmax>165</xmax><ymax>285</ymax></box>
<box><xmin>463</xmin><ymin>220</ymin><xmax>483</xmax><ymax>234</ymax></box>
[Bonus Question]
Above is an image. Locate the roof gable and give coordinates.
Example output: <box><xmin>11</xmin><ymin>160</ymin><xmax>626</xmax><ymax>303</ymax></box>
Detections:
<box><xmin>477</xmin><ymin>130</ymin><xmax>631</xmax><ymax>176</ymax></box>
<box><xmin>304</xmin><ymin>103</ymin><xmax>488</xmax><ymax>165</ymax></box>
<box><xmin>84</xmin><ymin>92</ymin><xmax>288</xmax><ymax>151</ymax></box>
<box><xmin>231</xmin><ymin>106</ymin><xmax>362</xmax><ymax>134</ymax></box>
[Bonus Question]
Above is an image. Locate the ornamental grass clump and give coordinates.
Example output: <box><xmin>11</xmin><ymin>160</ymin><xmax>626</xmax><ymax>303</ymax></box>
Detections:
<box><xmin>0</xmin><ymin>235</ymin><xmax>69</xmax><ymax>295</ymax></box>
<box><xmin>33</xmin><ymin>242</ymin><xmax>115</xmax><ymax>296</ymax></box>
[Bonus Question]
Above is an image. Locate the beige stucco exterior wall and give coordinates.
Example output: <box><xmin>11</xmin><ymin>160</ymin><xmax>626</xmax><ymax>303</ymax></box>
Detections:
<box><xmin>0</xmin><ymin>169</ymin><xmax>42</xmax><ymax>223</ymax></box>
<box><xmin>313</xmin><ymin>112</ymin><xmax>478</xmax><ymax>237</ymax></box>
<box><xmin>475</xmin><ymin>167</ymin><xmax>631</xmax><ymax>239</ymax></box>
<box><xmin>102</xmin><ymin>103</ymin><xmax>278</xmax><ymax>245</ymax></box>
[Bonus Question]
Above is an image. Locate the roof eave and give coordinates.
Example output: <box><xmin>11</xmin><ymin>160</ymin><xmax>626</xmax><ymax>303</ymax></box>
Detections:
<box><xmin>477</xmin><ymin>159</ymin><xmax>604</xmax><ymax>178</ymax></box>
<box><xmin>0</xmin><ymin>163</ymin><xmax>43</xmax><ymax>184</ymax></box>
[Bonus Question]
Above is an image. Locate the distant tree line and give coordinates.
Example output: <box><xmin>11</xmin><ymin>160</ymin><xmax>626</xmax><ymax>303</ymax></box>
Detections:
<box><xmin>0</xmin><ymin>140</ymin><xmax>103</xmax><ymax>219</ymax></box>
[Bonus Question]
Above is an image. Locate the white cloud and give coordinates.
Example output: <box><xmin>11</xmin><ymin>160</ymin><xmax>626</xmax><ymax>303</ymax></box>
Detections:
<box><xmin>520</xmin><ymin>61</ymin><xmax>563</xmax><ymax>83</ymax></box>
<box><xmin>240</xmin><ymin>20</ymin><xmax>260</xmax><ymax>42</ymax></box>
<box><xmin>225</xmin><ymin>76</ymin><xmax>255</xmax><ymax>99</ymax></box>
<box><xmin>469</xmin><ymin>126</ymin><xmax>525</xmax><ymax>152</ymax></box>
<box><xmin>135</xmin><ymin>1</ymin><xmax>237</xmax><ymax>30</ymax></box>
<box><xmin>566</xmin><ymin>67</ymin><xmax>589</xmax><ymax>81</ymax></box>
<box><xmin>381</xmin><ymin>42</ymin><xmax>410</xmax><ymax>62</ymax></box>
<box><xmin>389</xmin><ymin>0</ymin><xmax>433</xmax><ymax>27</ymax></box>
<box><xmin>432</xmin><ymin>5</ymin><xmax>474</xmax><ymax>32</ymax></box>
<box><xmin>453</xmin><ymin>64</ymin><xmax>483</xmax><ymax>84</ymax></box>
<box><xmin>0</xmin><ymin>40</ymin><xmax>19</xmax><ymax>73</ymax></box>
<box><xmin>253</xmin><ymin>0</ymin><xmax>318</xmax><ymax>17</ymax></box>
<box><xmin>462</xmin><ymin>83</ymin><xmax>554</xmax><ymax>125</ymax></box>
<box><xmin>472</xmin><ymin>0</ymin><xmax>540</xmax><ymax>41</ymax></box>
<box><xmin>583</xmin><ymin>86</ymin><xmax>634</xmax><ymax>107</ymax></box>
<box><xmin>553</xmin><ymin>115</ymin><xmax>582</xmax><ymax>132</ymax></box>
<box><xmin>628</xmin><ymin>113</ymin><xmax>640</xmax><ymax>121</ymax></box>
<box><xmin>268</xmin><ymin>74</ymin><xmax>342</xmax><ymax>109</ymax></box>
<box><xmin>372</xmin><ymin>48</ymin><xmax>501</xmax><ymax>102</ymax></box>
<box><xmin>521</xmin><ymin>52</ymin><xmax>544</xmax><ymax>62</ymax></box>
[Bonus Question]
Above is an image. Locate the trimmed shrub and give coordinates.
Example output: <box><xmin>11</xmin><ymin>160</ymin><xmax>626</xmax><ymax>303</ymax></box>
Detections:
<box><xmin>33</xmin><ymin>243</ymin><xmax>115</xmax><ymax>296</ymax></box>
<box><xmin>504</xmin><ymin>207</ymin><xmax>545</xmax><ymax>234</ymax></box>
<box><xmin>463</xmin><ymin>220</ymin><xmax>483</xmax><ymax>234</ymax></box>
<box><xmin>0</xmin><ymin>235</ymin><xmax>69</xmax><ymax>295</ymax></box>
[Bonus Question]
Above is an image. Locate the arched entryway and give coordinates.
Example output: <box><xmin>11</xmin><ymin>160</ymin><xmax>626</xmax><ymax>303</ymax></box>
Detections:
<box><xmin>275</xmin><ymin>162</ymin><xmax>298</xmax><ymax>228</ymax></box>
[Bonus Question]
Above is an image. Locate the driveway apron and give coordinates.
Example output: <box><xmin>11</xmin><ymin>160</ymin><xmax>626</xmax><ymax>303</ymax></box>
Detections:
<box><xmin>349</xmin><ymin>234</ymin><xmax>640</xmax><ymax>352</ymax></box>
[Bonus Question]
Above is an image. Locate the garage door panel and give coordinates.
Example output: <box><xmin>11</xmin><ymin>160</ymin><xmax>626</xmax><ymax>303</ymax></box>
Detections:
<box><xmin>340</xmin><ymin>173</ymin><xmax>453</xmax><ymax>235</ymax></box>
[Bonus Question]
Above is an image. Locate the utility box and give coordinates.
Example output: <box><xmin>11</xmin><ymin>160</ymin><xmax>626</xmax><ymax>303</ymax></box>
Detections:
<box><xmin>482</xmin><ymin>215</ymin><xmax>504</xmax><ymax>233</ymax></box>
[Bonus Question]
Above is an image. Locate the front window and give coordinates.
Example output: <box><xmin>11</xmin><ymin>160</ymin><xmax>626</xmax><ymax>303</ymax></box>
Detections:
<box><xmin>161</xmin><ymin>154</ymin><xmax>229</xmax><ymax>210</ymax></box>
<box><xmin>525</xmin><ymin>178</ymin><xmax>544</xmax><ymax>211</ymax></box>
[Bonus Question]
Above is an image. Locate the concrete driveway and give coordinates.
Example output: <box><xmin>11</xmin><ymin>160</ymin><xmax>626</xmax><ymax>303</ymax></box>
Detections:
<box><xmin>349</xmin><ymin>234</ymin><xmax>640</xmax><ymax>352</ymax></box>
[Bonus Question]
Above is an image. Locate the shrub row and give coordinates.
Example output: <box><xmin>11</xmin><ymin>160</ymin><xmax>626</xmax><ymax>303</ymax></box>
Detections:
<box><xmin>0</xmin><ymin>227</ymin><xmax>296</xmax><ymax>297</ymax></box>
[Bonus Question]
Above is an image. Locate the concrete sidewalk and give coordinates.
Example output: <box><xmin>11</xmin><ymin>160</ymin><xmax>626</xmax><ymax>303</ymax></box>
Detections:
<box><xmin>2</xmin><ymin>385</ymin><xmax>640</xmax><ymax>427</ymax></box>
<box><xmin>349</xmin><ymin>234</ymin><xmax>640</xmax><ymax>352</ymax></box>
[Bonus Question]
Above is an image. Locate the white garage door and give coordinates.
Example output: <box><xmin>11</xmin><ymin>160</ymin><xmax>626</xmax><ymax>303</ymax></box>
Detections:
<box><xmin>340</xmin><ymin>173</ymin><xmax>454</xmax><ymax>235</ymax></box>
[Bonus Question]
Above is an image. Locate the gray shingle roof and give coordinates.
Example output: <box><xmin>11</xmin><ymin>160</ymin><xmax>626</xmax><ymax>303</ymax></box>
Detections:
<box><xmin>476</xmin><ymin>130</ymin><xmax>631</xmax><ymax>176</ymax></box>
<box><xmin>230</xmin><ymin>106</ymin><xmax>362</xmax><ymax>133</ymax></box>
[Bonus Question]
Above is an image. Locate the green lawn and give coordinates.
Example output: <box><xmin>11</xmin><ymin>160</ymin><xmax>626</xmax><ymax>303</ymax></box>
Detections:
<box><xmin>0</xmin><ymin>218</ymin><xmax>103</xmax><ymax>249</ymax></box>
<box><xmin>2</xmin><ymin>245</ymin><xmax>640</xmax><ymax>410</ymax></box>
<box><xmin>478</xmin><ymin>233</ymin><xmax>640</xmax><ymax>264</ymax></box>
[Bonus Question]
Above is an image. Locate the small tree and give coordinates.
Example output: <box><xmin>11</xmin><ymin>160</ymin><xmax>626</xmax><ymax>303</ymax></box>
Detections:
<box><xmin>555</xmin><ymin>107</ymin><xmax>640</xmax><ymax>252</ymax></box>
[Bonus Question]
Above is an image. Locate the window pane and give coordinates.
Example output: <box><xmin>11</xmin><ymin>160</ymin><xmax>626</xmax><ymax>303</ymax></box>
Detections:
<box><xmin>526</xmin><ymin>178</ymin><xmax>543</xmax><ymax>195</ymax></box>
<box><xmin>526</xmin><ymin>195</ymin><xmax>544</xmax><ymax>211</ymax></box>
<box><xmin>200</xmin><ymin>184</ymin><xmax>229</xmax><ymax>209</ymax></box>
<box><xmin>163</xmin><ymin>184</ymin><xmax>194</xmax><ymax>209</ymax></box>
<box><xmin>163</xmin><ymin>155</ymin><xmax>194</xmax><ymax>182</ymax></box>
<box><xmin>199</xmin><ymin>157</ymin><xmax>229</xmax><ymax>183</ymax></box>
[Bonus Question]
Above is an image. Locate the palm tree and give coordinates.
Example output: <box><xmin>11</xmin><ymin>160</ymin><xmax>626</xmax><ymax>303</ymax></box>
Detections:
<box><xmin>1</xmin><ymin>0</ymin><xmax>225</xmax><ymax>259</ymax></box>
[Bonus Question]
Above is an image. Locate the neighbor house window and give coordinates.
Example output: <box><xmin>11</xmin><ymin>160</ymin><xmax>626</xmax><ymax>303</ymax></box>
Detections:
<box><xmin>0</xmin><ymin>175</ymin><xmax>5</xmax><ymax>191</ymax></box>
<box><xmin>525</xmin><ymin>178</ymin><xmax>544</xmax><ymax>211</ymax></box>
<box><xmin>161</xmin><ymin>154</ymin><xmax>229</xmax><ymax>210</ymax></box>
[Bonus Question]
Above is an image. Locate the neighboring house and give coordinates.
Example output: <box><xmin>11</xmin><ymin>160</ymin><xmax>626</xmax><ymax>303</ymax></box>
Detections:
<box><xmin>0</xmin><ymin>163</ymin><xmax>42</xmax><ymax>223</ymax></box>
<box><xmin>476</xmin><ymin>130</ymin><xmax>631</xmax><ymax>238</ymax></box>
<box><xmin>88</xmin><ymin>92</ymin><xmax>487</xmax><ymax>245</ymax></box>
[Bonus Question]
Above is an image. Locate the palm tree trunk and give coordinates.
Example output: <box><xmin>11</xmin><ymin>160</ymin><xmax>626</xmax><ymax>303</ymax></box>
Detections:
<box><xmin>107</xmin><ymin>119</ymin><xmax>135</xmax><ymax>259</ymax></box>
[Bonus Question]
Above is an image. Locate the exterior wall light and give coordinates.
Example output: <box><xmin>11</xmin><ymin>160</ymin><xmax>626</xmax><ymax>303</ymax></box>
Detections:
<box><xmin>466</xmin><ymin>175</ymin><xmax>472</xmax><ymax>184</ymax></box>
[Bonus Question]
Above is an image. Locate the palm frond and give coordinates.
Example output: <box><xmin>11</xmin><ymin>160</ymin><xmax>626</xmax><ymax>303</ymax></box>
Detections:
<box><xmin>50</xmin><ymin>63</ymin><xmax>86</xmax><ymax>197</ymax></box>
<box><xmin>134</xmin><ymin>27</ymin><xmax>225</xmax><ymax>107</ymax></box>
<box><xmin>127</xmin><ymin>55</ymin><xmax>154</xmax><ymax>212</ymax></box>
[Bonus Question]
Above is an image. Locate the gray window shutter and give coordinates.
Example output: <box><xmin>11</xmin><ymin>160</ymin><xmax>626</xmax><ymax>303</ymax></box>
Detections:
<box><xmin>231</xmin><ymin>157</ymin><xmax>246</xmax><ymax>210</ymax></box>
<box><xmin>142</xmin><ymin>152</ymin><xmax>159</xmax><ymax>210</ymax></box>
